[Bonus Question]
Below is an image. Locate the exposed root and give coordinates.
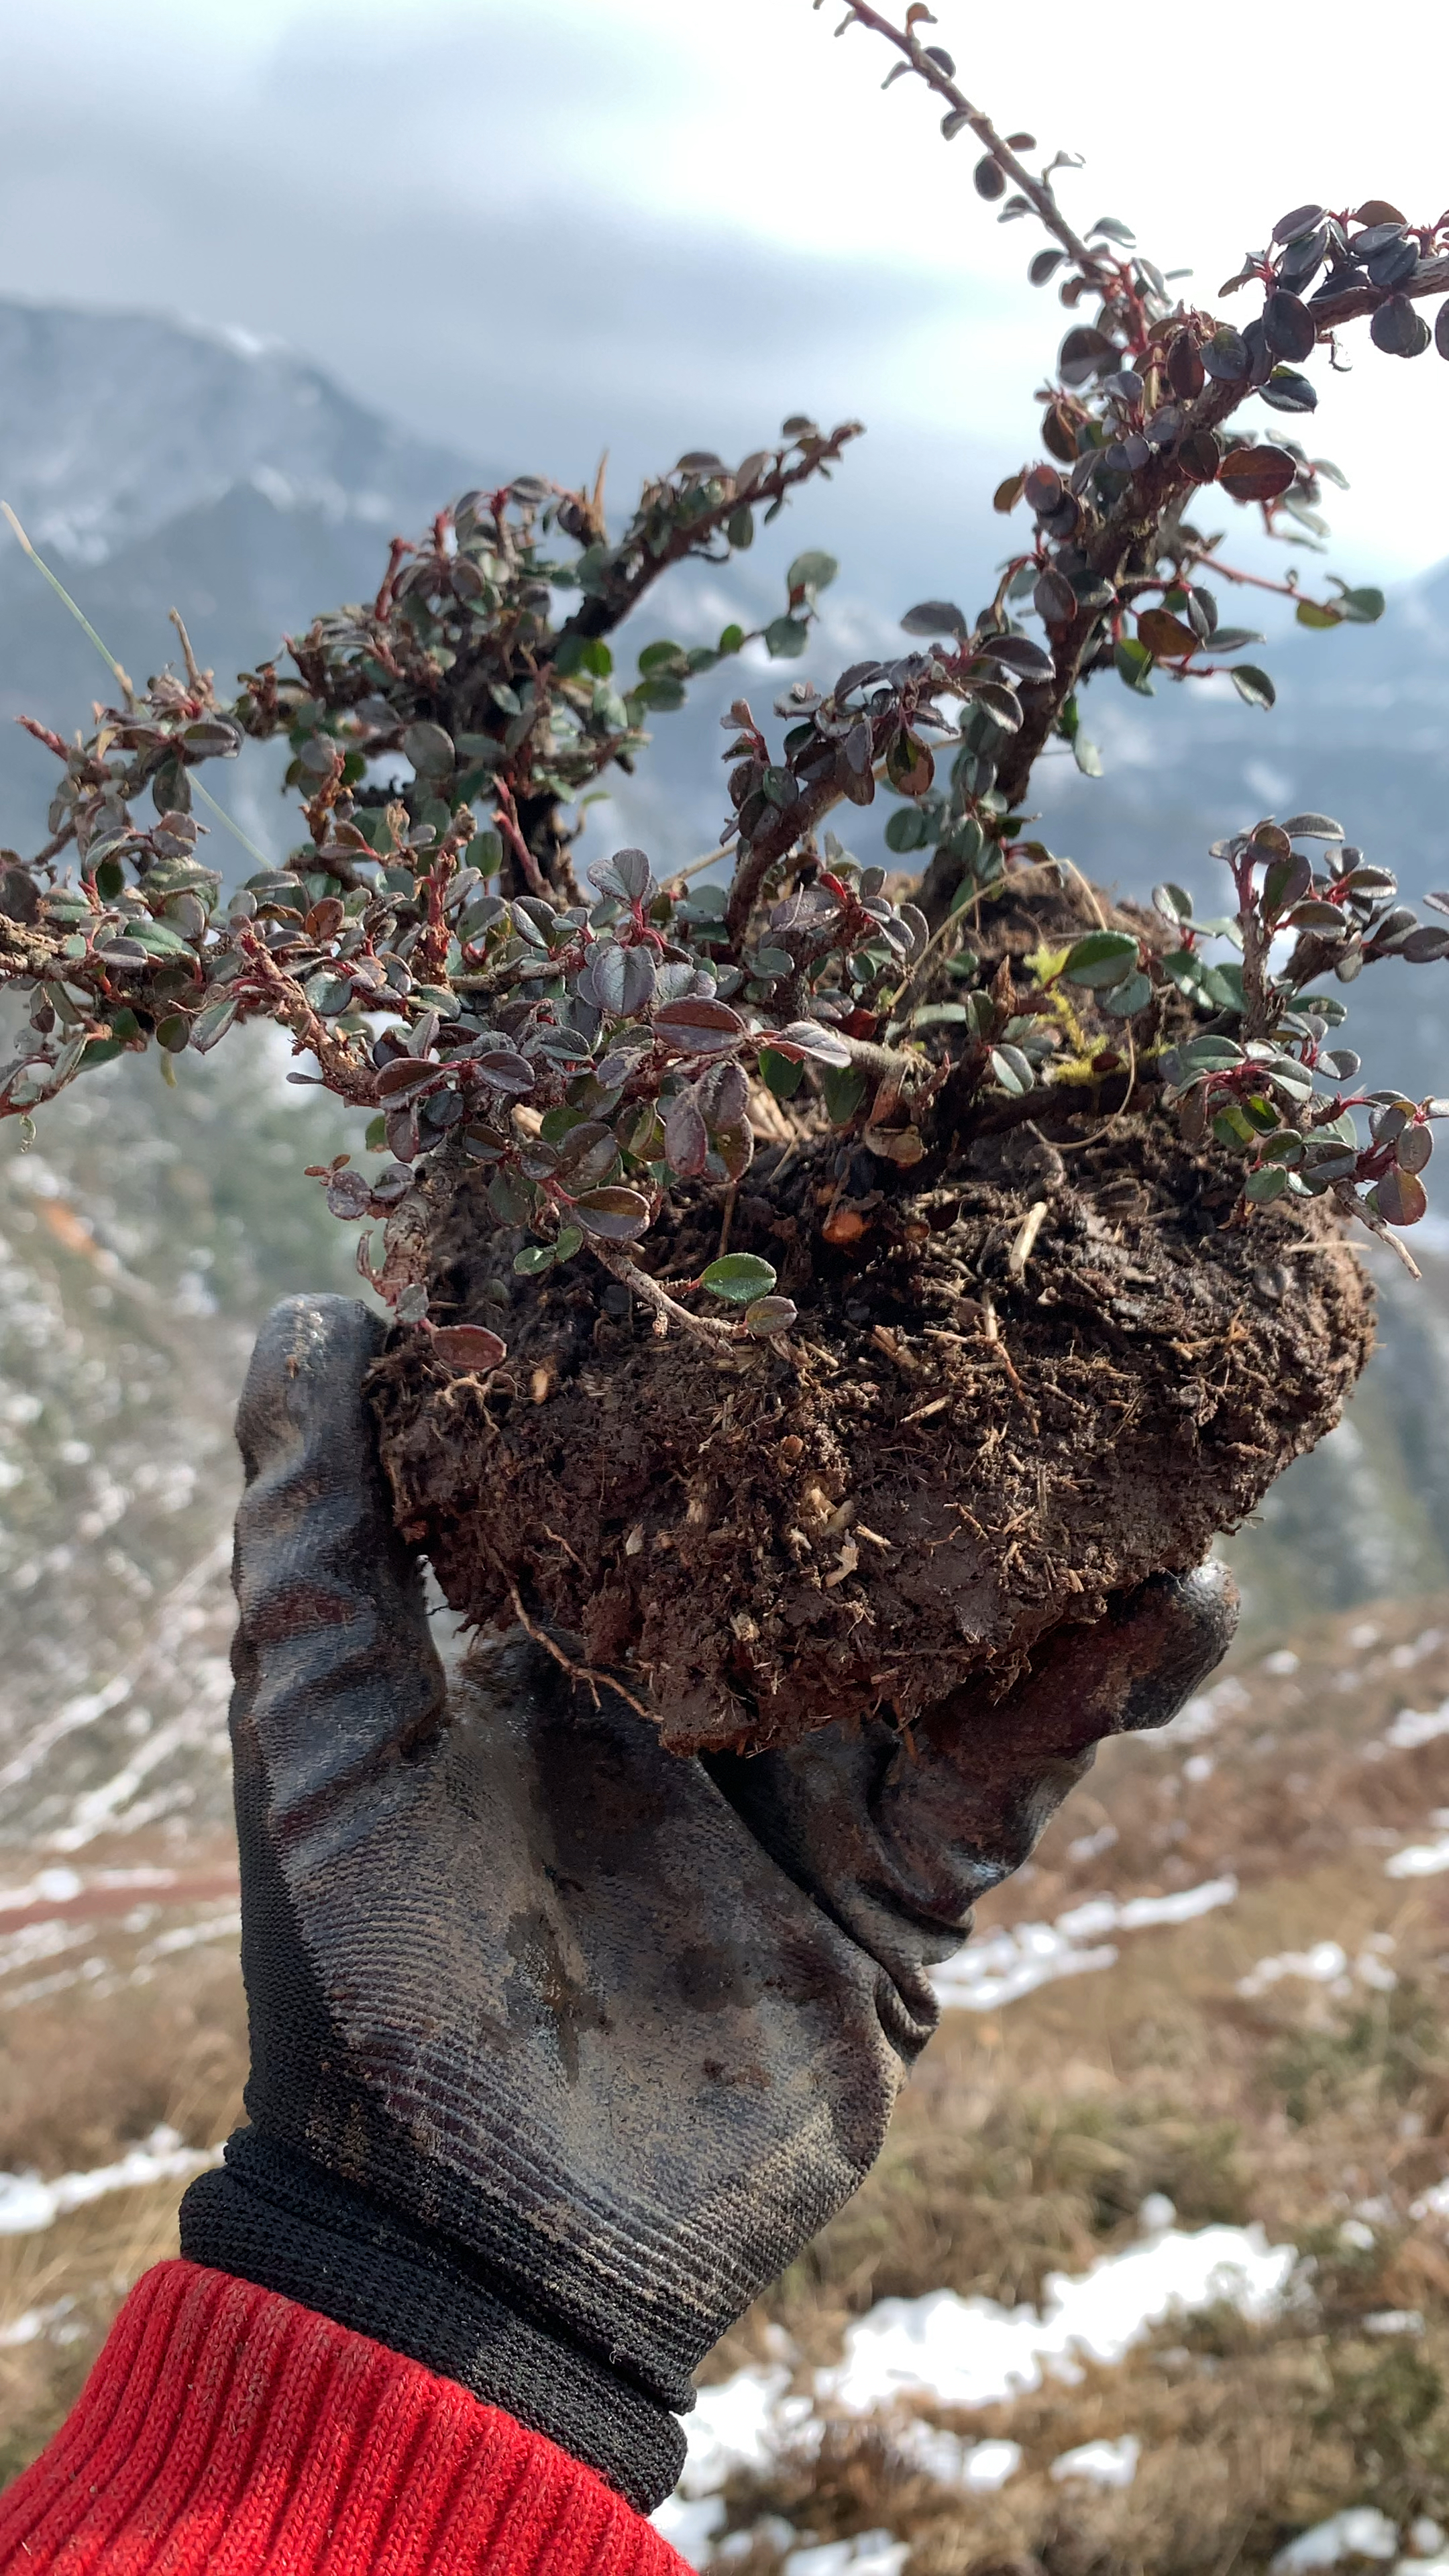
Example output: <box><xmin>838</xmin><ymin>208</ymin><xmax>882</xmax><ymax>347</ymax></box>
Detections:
<box><xmin>501</xmin><ymin>1575</ymin><xmax>655</xmax><ymax>1725</ymax></box>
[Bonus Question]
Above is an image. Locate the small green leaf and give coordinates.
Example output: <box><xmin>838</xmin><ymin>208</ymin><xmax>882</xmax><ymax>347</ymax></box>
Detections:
<box><xmin>514</xmin><ymin>1243</ymin><xmax>556</xmax><ymax>1275</ymax></box>
<box><xmin>1099</xmin><ymin>970</ymin><xmax>1152</xmax><ymax>1017</ymax></box>
<box><xmin>304</xmin><ymin>971</ymin><xmax>355</xmax><ymax>1016</ymax></box>
<box><xmin>1061</xmin><ymin>930</ymin><xmax>1140</xmax><ymax>988</ymax></box>
<box><xmin>1213</xmin><ymin>1100</ymin><xmax>1258</xmax><ymax>1148</ymax></box>
<box><xmin>700</xmin><ymin>1252</ymin><xmax>778</xmax><ymax>1304</ymax></box>
<box><xmin>759</xmin><ymin>1044</ymin><xmax>806</xmax><ymax>1099</ymax></box>
<box><xmin>1073</xmin><ymin>732</ymin><xmax>1104</xmax><ymax>777</ymax></box>
<box><xmin>1258</xmin><ymin>1130</ymin><xmax>1305</xmax><ymax>1165</ymax></box>
<box><xmin>1334</xmin><ymin>585</ymin><xmax>1386</xmax><ymax>624</ymax></box>
<box><xmin>884</xmin><ymin>807</ymin><xmax>930</xmax><ymax>853</ymax></box>
<box><xmin>190</xmin><ymin>995</ymin><xmax>239</xmax><ymax>1053</ymax></box>
<box><xmin>1229</xmin><ymin>664</ymin><xmax>1277</xmax><ymax>709</ymax></box>
<box><xmin>989</xmin><ymin>1044</ymin><xmax>1036</xmax><ymax>1095</ymax></box>
<box><xmin>764</xmin><ymin>614</ymin><xmax>810</xmax><ymax>659</ymax></box>
<box><xmin>1114</xmin><ymin>637</ymin><xmax>1155</xmax><ymax>694</ymax></box>
<box><xmin>787</xmin><ymin>549</ymin><xmax>839</xmax><ymax>596</ymax></box>
<box><xmin>637</xmin><ymin>639</ymin><xmax>686</xmax><ymax>676</ymax></box>
<box><xmin>1199</xmin><ymin>961</ymin><xmax>1246</xmax><ymax>1014</ymax></box>
<box><xmin>1244</xmin><ymin>1164</ymin><xmax>1289</xmax><ymax>1201</ymax></box>
<box><xmin>820</xmin><ymin>1063</ymin><xmax>869</xmax><ymax>1125</ymax></box>
<box><xmin>466</xmin><ymin>828</ymin><xmax>504</xmax><ymax>876</ymax></box>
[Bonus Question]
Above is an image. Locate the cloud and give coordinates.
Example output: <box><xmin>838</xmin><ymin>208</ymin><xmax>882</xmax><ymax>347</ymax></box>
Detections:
<box><xmin>0</xmin><ymin>0</ymin><xmax>1442</xmax><ymax>576</ymax></box>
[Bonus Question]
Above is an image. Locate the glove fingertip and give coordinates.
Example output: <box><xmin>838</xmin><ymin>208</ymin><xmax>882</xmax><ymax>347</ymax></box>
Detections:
<box><xmin>237</xmin><ymin>1295</ymin><xmax>388</xmax><ymax>1481</ymax></box>
<box><xmin>1104</xmin><ymin>1561</ymin><xmax>1240</xmax><ymax>1733</ymax></box>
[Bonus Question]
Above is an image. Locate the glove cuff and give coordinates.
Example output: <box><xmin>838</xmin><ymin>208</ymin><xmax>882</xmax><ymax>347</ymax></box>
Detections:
<box><xmin>179</xmin><ymin>2129</ymin><xmax>686</xmax><ymax>2516</ymax></box>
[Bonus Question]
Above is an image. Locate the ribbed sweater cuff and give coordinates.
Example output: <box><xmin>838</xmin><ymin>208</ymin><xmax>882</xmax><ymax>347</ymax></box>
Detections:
<box><xmin>0</xmin><ymin>2260</ymin><xmax>688</xmax><ymax>2575</ymax></box>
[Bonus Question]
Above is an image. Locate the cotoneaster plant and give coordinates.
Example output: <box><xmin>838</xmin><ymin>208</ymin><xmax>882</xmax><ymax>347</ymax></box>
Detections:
<box><xmin>2</xmin><ymin>3</ymin><xmax>1446</xmax><ymax>1753</ymax></box>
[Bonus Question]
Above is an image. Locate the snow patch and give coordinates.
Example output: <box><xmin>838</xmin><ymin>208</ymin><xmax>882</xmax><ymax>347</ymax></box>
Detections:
<box><xmin>1051</xmin><ymin>2434</ymin><xmax>1140</xmax><ymax>2489</ymax></box>
<box><xmin>0</xmin><ymin>2127</ymin><xmax>222</xmax><ymax>2234</ymax></box>
<box><xmin>656</xmin><ymin>2216</ymin><xmax>1295</xmax><ymax>2565</ymax></box>
<box><xmin>818</xmin><ymin>2220</ymin><xmax>1290</xmax><ymax>2414</ymax></box>
<box><xmin>931</xmin><ymin>1877</ymin><xmax>1237</xmax><ymax>2015</ymax></box>
<box><xmin>930</xmin><ymin>1919</ymin><xmax>1118</xmax><ymax>2012</ymax></box>
<box><xmin>1238</xmin><ymin>1940</ymin><xmax>1401</xmax><ymax>2000</ymax></box>
<box><xmin>1386</xmin><ymin>1834</ymin><xmax>1449</xmax><ymax>1880</ymax></box>
<box><xmin>890</xmin><ymin>2424</ymin><xmax>1022</xmax><ymax>2490</ymax></box>
<box><xmin>782</xmin><ymin>2538</ymin><xmax>908</xmax><ymax>2576</ymax></box>
<box><xmin>1385</xmin><ymin>1699</ymin><xmax>1449</xmax><ymax>1752</ymax></box>
<box><xmin>1272</xmin><ymin>2507</ymin><xmax>1398</xmax><ymax>2570</ymax></box>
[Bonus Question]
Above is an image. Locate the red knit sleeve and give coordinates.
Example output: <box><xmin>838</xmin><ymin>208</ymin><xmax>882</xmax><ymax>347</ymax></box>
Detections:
<box><xmin>0</xmin><ymin>2261</ymin><xmax>690</xmax><ymax>2575</ymax></box>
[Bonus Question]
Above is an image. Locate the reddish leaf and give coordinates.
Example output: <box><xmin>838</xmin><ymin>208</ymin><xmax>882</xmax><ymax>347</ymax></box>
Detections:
<box><xmin>1375</xmin><ymin>1167</ymin><xmax>1428</xmax><ymax>1226</ymax></box>
<box><xmin>1218</xmin><ymin>445</ymin><xmax>1298</xmax><ymax>502</ymax></box>
<box><xmin>663</xmin><ymin>1091</ymin><xmax>709</xmax><ymax>1177</ymax></box>
<box><xmin>1138</xmin><ymin>608</ymin><xmax>1199</xmax><ymax>660</ymax></box>
<box><xmin>652</xmin><ymin>998</ymin><xmax>746</xmax><ymax>1056</ymax></box>
<box><xmin>572</xmin><ymin>1187</ymin><xmax>652</xmax><ymax>1241</ymax></box>
<box><xmin>769</xmin><ymin>1020</ymin><xmax>854</xmax><ymax>1068</ymax></box>
<box><xmin>430</xmin><ymin>1324</ymin><xmax>507</xmax><ymax>1372</ymax></box>
<box><xmin>378</xmin><ymin>1055</ymin><xmax>441</xmax><ymax>1099</ymax></box>
<box><xmin>886</xmin><ymin>731</ymin><xmax>934</xmax><ymax>796</ymax></box>
<box><xmin>470</xmin><ymin>1049</ymin><xmax>537</xmax><ymax>1095</ymax></box>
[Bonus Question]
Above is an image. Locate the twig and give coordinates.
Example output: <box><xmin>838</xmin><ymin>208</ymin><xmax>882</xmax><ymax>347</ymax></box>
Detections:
<box><xmin>1332</xmin><ymin>1183</ymin><xmax>1422</xmax><ymax>1280</ymax></box>
<box><xmin>1311</xmin><ymin>250</ymin><xmax>1449</xmax><ymax>331</ymax></box>
<box><xmin>838</xmin><ymin>4</ymin><xmax>1110</xmax><ymax>284</ymax></box>
<box><xmin>492</xmin><ymin>778</ymin><xmax>549</xmax><ymax>898</ymax></box>
<box><xmin>592</xmin><ymin>1244</ymin><xmax>739</xmax><ymax>1348</ymax></box>
<box><xmin>903</xmin><ymin>1393</ymin><xmax>951</xmax><ymax>1424</ymax></box>
<box><xmin>168</xmin><ymin>608</ymin><xmax>209</xmax><ymax>698</ymax></box>
<box><xmin>503</xmin><ymin>1576</ymin><xmax>655</xmax><ymax>1723</ymax></box>
<box><xmin>981</xmin><ymin>1291</ymin><xmax>1038</xmax><ymax>1424</ymax></box>
<box><xmin>839</xmin><ymin>1031</ymin><xmax>931</xmax><ymax>1085</ymax></box>
<box><xmin>674</xmin><ymin>840</ymin><xmax>740</xmax><ymax>884</ymax></box>
<box><xmin>760</xmin><ymin>1127</ymin><xmax>808</xmax><ymax>1193</ymax></box>
<box><xmin>554</xmin><ymin>421</ymin><xmax>863</xmax><ymax>655</ymax></box>
<box><xmin>2</xmin><ymin>504</ymin><xmax>136</xmax><ymax>704</ymax></box>
<box><xmin>724</xmin><ymin>765</ymin><xmax>862</xmax><ymax>945</ymax></box>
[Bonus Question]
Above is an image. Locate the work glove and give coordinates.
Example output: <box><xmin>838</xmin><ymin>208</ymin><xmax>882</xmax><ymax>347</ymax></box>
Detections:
<box><xmin>180</xmin><ymin>1294</ymin><xmax>1236</xmax><ymax>2513</ymax></box>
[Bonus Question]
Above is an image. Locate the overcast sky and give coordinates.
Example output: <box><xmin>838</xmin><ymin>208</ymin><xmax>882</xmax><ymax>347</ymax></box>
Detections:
<box><xmin>0</xmin><ymin>0</ymin><xmax>1446</xmax><ymax>584</ymax></box>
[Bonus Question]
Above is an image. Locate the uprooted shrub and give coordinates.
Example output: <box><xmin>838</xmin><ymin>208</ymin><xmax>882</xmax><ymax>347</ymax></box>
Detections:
<box><xmin>3</xmin><ymin>4</ymin><xmax>1447</xmax><ymax>1747</ymax></box>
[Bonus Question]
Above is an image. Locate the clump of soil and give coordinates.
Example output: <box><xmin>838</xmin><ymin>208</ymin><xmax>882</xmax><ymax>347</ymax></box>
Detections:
<box><xmin>368</xmin><ymin>876</ymin><xmax>1375</xmax><ymax>1755</ymax></box>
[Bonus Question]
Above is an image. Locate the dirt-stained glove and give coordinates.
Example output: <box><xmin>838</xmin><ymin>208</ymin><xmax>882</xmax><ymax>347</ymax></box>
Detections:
<box><xmin>180</xmin><ymin>1294</ymin><xmax>1236</xmax><ymax>2513</ymax></box>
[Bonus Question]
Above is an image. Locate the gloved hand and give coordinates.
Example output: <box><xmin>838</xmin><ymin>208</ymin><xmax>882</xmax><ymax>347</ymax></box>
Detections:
<box><xmin>180</xmin><ymin>1295</ymin><xmax>1236</xmax><ymax>2514</ymax></box>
